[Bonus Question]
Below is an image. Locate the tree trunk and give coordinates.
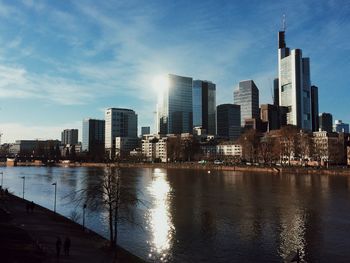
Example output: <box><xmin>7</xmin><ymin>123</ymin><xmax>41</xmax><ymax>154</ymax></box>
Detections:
<box><xmin>109</xmin><ymin>203</ymin><xmax>114</xmax><ymax>247</ymax></box>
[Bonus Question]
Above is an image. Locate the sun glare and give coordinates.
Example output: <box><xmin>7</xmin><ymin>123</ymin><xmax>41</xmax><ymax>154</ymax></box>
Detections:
<box><xmin>152</xmin><ymin>75</ymin><xmax>169</xmax><ymax>94</ymax></box>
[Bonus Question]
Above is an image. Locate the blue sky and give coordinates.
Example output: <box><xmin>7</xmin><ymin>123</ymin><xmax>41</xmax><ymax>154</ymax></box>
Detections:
<box><xmin>0</xmin><ymin>0</ymin><xmax>349</xmax><ymax>143</ymax></box>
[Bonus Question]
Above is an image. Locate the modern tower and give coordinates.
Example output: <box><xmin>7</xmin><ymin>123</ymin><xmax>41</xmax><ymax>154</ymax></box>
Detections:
<box><xmin>105</xmin><ymin>108</ymin><xmax>137</xmax><ymax>157</ymax></box>
<box><xmin>273</xmin><ymin>78</ymin><xmax>279</xmax><ymax>106</ymax></box>
<box><xmin>157</xmin><ymin>74</ymin><xmax>193</xmax><ymax>135</ymax></box>
<box><xmin>216</xmin><ymin>104</ymin><xmax>241</xmax><ymax>140</ymax></box>
<box><xmin>61</xmin><ymin>129</ymin><xmax>78</xmax><ymax>145</ymax></box>
<box><xmin>278</xmin><ymin>29</ymin><xmax>312</xmax><ymax>130</ymax></box>
<box><xmin>192</xmin><ymin>80</ymin><xmax>216</xmax><ymax>135</ymax></box>
<box><xmin>233</xmin><ymin>80</ymin><xmax>259</xmax><ymax>127</ymax></box>
<box><xmin>319</xmin><ymin>113</ymin><xmax>333</xmax><ymax>132</ymax></box>
<box><xmin>311</xmin><ymin>85</ymin><xmax>319</xmax><ymax>131</ymax></box>
<box><xmin>334</xmin><ymin>120</ymin><xmax>349</xmax><ymax>133</ymax></box>
<box><xmin>82</xmin><ymin>119</ymin><xmax>105</xmax><ymax>158</ymax></box>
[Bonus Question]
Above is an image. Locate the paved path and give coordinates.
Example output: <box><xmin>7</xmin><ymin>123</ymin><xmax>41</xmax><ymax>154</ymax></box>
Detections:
<box><xmin>0</xmin><ymin>193</ymin><xmax>143</xmax><ymax>263</ymax></box>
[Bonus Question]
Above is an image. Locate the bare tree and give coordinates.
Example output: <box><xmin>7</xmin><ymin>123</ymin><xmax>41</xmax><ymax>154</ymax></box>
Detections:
<box><xmin>71</xmin><ymin>165</ymin><xmax>145</xmax><ymax>251</ymax></box>
<box><xmin>278</xmin><ymin>125</ymin><xmax>299</xmax><ymax>165</ymax></box>
<box><xmin>238</xmin><ymin>129</ymin><xmax>261</xmax><ymax>163</ymax></box>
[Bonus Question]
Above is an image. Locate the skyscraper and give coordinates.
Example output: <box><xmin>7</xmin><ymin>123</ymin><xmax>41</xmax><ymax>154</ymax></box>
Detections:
<box><xmin>192</xmin><ymin>80</ymin><xmax>216</xmax><ymax>135</ymax></box>
<box><xmin>278</xmin><ymin>30</ymin><xmax>312</xmax><ymax>130</ymax></box>
<box><xmin>319</xmin><ymin>113</ymin><xmax>333</xmax><ymax>132</ymax></box>
<box><xmin>105</xmin><ymin>108</ymin><xmax>137</xmax><ymax>157</ymax></box>
<box><xmin>141</xmin><ymin>126</ymin><xmax>151</xmax><ymax>136</ymax></box>
<box><xmin>311</xmin><ymin>85</ymin><xmax>319</xmax><ymax>131</ymax></box>
<box><xmin>216</xmin><ymin>104</ymin><xmax>241</xmax><ymax>140</ymax></box>
<box><xmin>273</xmin><ymin>78</ymin><xmax>279</xmax><ymax>106</ymax></box>
<box><xmin>61</xmin><ymin>129</ymin><xmax>78</xmax><ymax>145</ymax></box>
<box><xmin>157</xmin><ymin>74</ymin><xmax>193</xmax><ymax>135</ymax></box>
<box><xmin>334</xmin><ymin>120</ymin><xmax>349</xmax><ymax>133</ymax></box>
<box><xmin>234</xmin><ymin>80</ymin><xmax>259</xmax><ymax>127</ymax></box>
<box><xmin>82</xmin><ymin>119</ymin><xmax>105</xmax><ymax>158</ymax></box>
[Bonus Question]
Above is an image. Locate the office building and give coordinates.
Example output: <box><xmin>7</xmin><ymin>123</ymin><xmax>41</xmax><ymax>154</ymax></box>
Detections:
<box><xmin>115</xmin><ymin>137</ymin><xmax>140</xmax><ymax>157</ymax></box>
<box><xmin>157</xmin><ymin>74</ymin><xmax>193</xmax><ymax>135</ymax></box>
<box><xmin>311</xmin><ymin>85</ymin><xmax>319</xmax><ymax>131</ymax></box>
<box><xmin>334</xmin><ymin>120</ymin><xmax>349</xmax><ymax>133</ymax></box>
<box><xmin>105</xmin><ymin>108</ymin><xmax>137</xmax><ymax>157</ymax></box>
<box><xmin>216</xmin><ymin>104</ymin><xmax>241</xmax><ymax>140</ymax></box>
<box><xmin>273</xmin><ymin>78</ymin><xmax>279</xmax><ymax>106</ymax></box>
<box><xmin>278</xmin><ymin>30</ymin><xmax>312</xmax><ymax>130</ymax></box>
<box><xmin>193</xmin><ymin>80</ymin><xmax>216</xmax><ymax>135</ymax></box>
<box><xmin>141</xmin><ymin>126</ymin><xmax>151</xmax><ymax>136</ymax></box>
<box><xmin>260</xmin><ymin>104</ymin><xmax>281</xmax><ymax>131</ymax></box>
<box><xmin>82</xmin><ymin>119</ymin><xmax>105</xmax><ymax>158</ymax></box>
<box><xmin>61</xmin><ymin>129</ymin><xmax>78</xmax><ymax>145</ymax></box>
<box><xmin>234</xmin><ymin>80</ymin><xmax>259</xmax><ymax>127</ymax></box>
<box><xmin>319</xmin><ymin>113</ymin><xmax>333</xmax><ymax>132</ymax></box>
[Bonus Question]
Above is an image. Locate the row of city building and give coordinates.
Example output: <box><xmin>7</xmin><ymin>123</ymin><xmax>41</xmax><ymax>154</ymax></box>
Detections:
<box><xmin>4</xmin><ymin>28</ymin><xmax>349</xmax><ymax>165</ymax></box>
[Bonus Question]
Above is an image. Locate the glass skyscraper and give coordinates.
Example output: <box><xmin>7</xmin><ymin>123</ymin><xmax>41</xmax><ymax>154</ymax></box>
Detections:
<box><xmin>158</xmin><ymin>74</ymin><xmax>193</xmax><ymax>135</ymax></box>
<box><xmin>278</xmin><ymin>30</ymin><xmax>312</xmax><ymax>130</ymax></box>
<box><xmin>233</xmin><ymin>80</ymin><xmax>259</xmax><ymax>127</ymax></box>
<box><xmin>319</xmin><ymin>113</ymin><xmax>333</xmax><ymax>132</ymax></box>
<box><xmin>105</xmin><ymin>108</ymin><xmax>137</xmax><ymax>157</ymax></box>
<box><xmin>82</xmin><ymin>119</ymin><xmax>105</xmax><ymax>157</ymax></box>
<box><xmin>216</xmin><ymin>104</ymin><xmax>241</xmax><ymax>140</ymax></box>
<box><xmin>192</xmin><ymin>80</ymin><xmax>216</xmax><ymax>135</ymax></box>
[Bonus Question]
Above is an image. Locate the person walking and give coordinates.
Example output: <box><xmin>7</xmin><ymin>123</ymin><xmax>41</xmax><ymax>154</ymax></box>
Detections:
<box><xmin>64</xmin><ymin>237</ymin><xmax>71</xmax><ymax>256</ymax></box>
<box><xmin>56</xmin><ymin>237</ymin><xmax>62</xmax><ymax>258</ymax></box>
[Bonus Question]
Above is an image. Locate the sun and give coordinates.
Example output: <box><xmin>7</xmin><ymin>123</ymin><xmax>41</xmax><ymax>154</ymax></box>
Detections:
<box><xmin>152</xmin><ymin>75</ymin><xmax>169</xmax><ymax>94</ymax></box>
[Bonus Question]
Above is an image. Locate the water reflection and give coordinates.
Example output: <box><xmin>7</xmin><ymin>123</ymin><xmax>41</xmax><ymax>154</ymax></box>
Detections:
<box><xmin>147</xmin><ymin>168</ymin><xmax>174</xmax><ymax>261</ymax></box>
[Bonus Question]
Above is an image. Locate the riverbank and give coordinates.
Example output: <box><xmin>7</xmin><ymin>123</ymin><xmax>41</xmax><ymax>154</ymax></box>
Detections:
<box><xmin>2</xmin><ymin>161</ymin><xmax>350</xmax><ymax>175</ymax></box>
<box><xmin>0</xmin><ymin>191</ymin><xmax>145</xmax><ymax>263</ymax></box>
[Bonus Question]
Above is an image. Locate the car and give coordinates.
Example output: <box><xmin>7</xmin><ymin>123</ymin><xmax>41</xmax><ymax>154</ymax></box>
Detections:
<box><xmin>214</xmin><ymin>160</ymin><xmax>223</xmax><ymax>165</ymax></box>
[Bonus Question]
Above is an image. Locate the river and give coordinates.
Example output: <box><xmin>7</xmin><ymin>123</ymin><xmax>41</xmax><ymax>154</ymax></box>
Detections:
<box><xmin>1</xmin><ymin>166</ymin><xmax>350</xmax><ymax>262</ymax></box>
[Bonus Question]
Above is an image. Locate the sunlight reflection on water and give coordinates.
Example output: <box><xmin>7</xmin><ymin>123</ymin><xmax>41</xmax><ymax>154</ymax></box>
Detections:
<box><xmin>147</xmin><ymin>168</ymin><xmax>174</xmax><ymax>262</ymax></box>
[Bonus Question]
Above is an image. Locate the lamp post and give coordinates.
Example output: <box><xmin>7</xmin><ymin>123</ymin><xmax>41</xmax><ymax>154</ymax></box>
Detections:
<box><xmin>83</xmin><ymin>204</ymin><xmax>87</xmax><ymax>230</ymax></box>
<box><xmin>52</xmin><ymin>182</ymin><xmax>57</xmax><ymax>213</ymax></box>
<box><xmin>0</xmin><ymin>172</ymin><xmax>3</xmax><ymax>188</ymax></box>
<box><xmin>21</xmin><ymin>176</ymin><xmax>25</xmax><ymax>199</ymax></box>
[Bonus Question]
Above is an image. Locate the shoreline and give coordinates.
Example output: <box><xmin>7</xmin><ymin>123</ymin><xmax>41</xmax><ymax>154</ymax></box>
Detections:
<box><xmin>0</xmin><ymin>191</ymin><xmax>146</xmax><ymax>263</ymax></box>
<box><xmin>2</xmin><ymin>161</ymin><xmax>350</xmax><ymax>175</ymax></box>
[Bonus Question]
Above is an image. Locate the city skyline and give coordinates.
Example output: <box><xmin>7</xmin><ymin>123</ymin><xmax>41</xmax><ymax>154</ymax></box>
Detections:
<box><xmin>0</xmin><ymin>0</ymin><xmax>349</xmax><ymax>142</ymax></box>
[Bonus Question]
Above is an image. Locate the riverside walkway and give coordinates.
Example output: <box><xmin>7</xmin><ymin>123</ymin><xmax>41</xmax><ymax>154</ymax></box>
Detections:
<box><xmin>0</xmin><ymin>191</ymin><xmax>144</xmax><ymax>263</ymax></box>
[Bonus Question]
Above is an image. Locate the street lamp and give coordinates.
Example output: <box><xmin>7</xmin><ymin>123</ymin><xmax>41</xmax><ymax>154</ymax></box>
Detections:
<box><xmin>0</xmin><ymin>172</ymin><xmax>3</xmax><ymax>189</ymax></box>
<box><xmin>52</xmin><ymin>182</ymin><xmax>57</xmax><ymax>213</ymax></box>
<box><xmin>83</xmin><ymin>204</ymin><xmax>87</xmax><ymax>230</ymax></box>
<box><xmin>21</xmin><ymin>176</ymin><xmax>25</xmax><ymax>199</ymax></box>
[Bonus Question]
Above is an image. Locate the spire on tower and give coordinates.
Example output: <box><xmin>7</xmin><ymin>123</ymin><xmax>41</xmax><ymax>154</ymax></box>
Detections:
<box><xmin>282</xmin><ymin>14</ymin><xmax>286</xmax><ymax>31</ymax></box>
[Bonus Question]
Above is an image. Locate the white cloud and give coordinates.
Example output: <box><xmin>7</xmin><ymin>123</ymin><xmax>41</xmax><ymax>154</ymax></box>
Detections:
<box><xmin>0</xmin><ymin>121</ymin><xmax>81</xmax><ymax>143</ymax></box>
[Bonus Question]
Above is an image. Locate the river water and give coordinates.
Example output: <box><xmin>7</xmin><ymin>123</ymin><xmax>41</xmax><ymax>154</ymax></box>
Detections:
<box><xmin>1</xmin><ymin>166</ymin><xmax>350</xmax><ymax>262</ymax></box>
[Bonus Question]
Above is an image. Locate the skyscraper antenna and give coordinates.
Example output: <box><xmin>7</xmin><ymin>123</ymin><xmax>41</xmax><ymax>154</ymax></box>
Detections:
<box><xmin>282</xmin><ymin>14</ymin><xmax>286</xmax><ymax>31</ymax></box>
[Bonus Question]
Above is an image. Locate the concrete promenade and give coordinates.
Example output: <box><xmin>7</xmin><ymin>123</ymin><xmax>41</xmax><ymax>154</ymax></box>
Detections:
<box><xmin>0</xmin><ymin>192</ymin><xmax>145</xmax><ymax>263</ymax></box>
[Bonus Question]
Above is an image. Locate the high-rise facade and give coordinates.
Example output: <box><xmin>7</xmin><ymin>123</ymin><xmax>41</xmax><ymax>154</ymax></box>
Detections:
<box><xmin>82</xmin><ymin>119</ymin><xmax>105</xmax><ymax>158</ymax></box>
<box><xmin>273</xmin><ymin>78</ymin><xmax>279</xmax><ymax>106</ymax></box>
<box><xmin>334</xmin><ymin>120</ymin><xmax>349</xmax><ymax>133</ymax></box>
<box><xmin>319</xmin><ymin>113</ymin><xmax>333</xmax><ymax>132</ymax></box>
<box><xmin>234</xmin><ymin>80</ymin><xmax>259</xmax><ymax>127</ymax></box>
<box><xmin>157</xmin><ymin>74</ymin><xmax>193</xmax><ymax>135</ymax></box>
<box><xmin>216</xmin><ymin>104</ymin><xmax>241</xmax><ymax>140</ymax></box>
<box><xmin>61</xmin><ymin>129</ymin><xmax>78</xmax><ymax>145</ymax></box>
<box><xmin>141</xmin><ymin>126</ymin><xmax>151</xmax><ymax>136</ymax></box>
<box><xmin>105</xmin><ymin>108</ymin><xmax>137</xmax><ymax>157</ymax></box>
<box><xmin>192</xmin><ymin>80</ymin><xmax>216</xmax><ymax>135</ymax></box>
<box><xmin>311</xmin><ymin>85</ymin><xmax>319</xmax><ymax>131</ymax></box>
<box><xmin>278</xmin><ymin>30</ymin><xmax>312</xmax><ymax>130</ymax></box>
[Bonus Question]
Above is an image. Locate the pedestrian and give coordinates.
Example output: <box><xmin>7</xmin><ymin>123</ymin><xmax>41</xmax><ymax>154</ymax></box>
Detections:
<box><xmin>64</xmin><ymin>237</ymin><xmax>71</xmax><ymax>256</ymax></box>
<box><xmin>56</xmin><ymin>237</ymin><xmax>62</xmax><ymax>258</ymax></box>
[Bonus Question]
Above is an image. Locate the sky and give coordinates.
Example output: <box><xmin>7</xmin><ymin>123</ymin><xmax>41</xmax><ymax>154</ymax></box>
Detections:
<box><xmin>0</xmin><ymin>0</ymin><xmax>349</xmax><ymax>143</ymax></box>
